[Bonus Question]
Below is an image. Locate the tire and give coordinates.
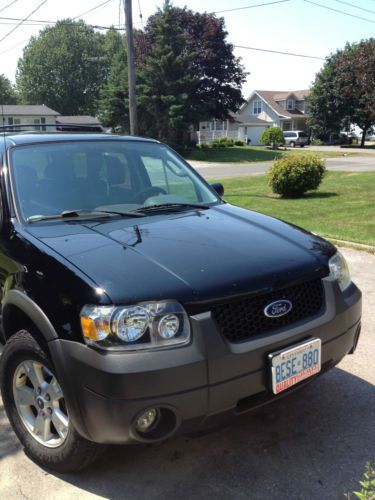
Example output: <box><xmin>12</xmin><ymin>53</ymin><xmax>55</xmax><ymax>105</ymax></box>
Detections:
<box><xmin>290</xmin><ymin>141</ymin><xmax>296</xmax><ymax>148</ymax></box>
<box><xmin>0</xmin><ymin>330</ymin><xmax>102</xmax><ymax>473</ymax></box>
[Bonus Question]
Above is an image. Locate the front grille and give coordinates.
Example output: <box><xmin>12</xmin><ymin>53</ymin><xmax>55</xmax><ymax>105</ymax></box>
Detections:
<box><xmin>212</xmin><ymin>278</ymin><xmax>324</xmax><ymax>342</ymax></box>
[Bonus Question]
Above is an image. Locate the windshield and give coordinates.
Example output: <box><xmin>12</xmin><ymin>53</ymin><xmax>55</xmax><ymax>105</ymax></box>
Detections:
<box><xmin>10</xmin><ymin>140</ymin><xmax>220</xmax><ymax>221</ymax></box>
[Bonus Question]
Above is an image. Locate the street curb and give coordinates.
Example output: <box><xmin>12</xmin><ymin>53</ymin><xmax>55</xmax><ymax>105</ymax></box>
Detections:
<box><xmin>325</xmin><ymin>237</ymin><xmax>375</xmax><ymax>254</ymax></box>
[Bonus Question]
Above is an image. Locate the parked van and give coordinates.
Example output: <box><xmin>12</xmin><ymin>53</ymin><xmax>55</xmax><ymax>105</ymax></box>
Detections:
<box><xmin>283</xmin><ymin>130</ymin><xmax>309</xmax><ymax>147</ymax></box>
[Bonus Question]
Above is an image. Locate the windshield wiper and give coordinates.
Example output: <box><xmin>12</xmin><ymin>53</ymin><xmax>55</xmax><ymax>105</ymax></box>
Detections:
<box><xmin>27</xmin><ymin>209</ymin><xmax>145</xmax><ymax>223</ymax></box>
<box><xmin>134</xmin><ymin>202</ymin><xmax>210</xmax><ymax>213</ymax></box>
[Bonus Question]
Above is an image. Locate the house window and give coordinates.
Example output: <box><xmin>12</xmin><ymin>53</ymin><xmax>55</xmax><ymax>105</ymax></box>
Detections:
<box><xmin>287</xmin><ymin>99</ymin><xmax>294</xmax><ymax>111</ymax></box>
<box><xmin>7</xmin><ymin>117</ymin><xmax>13</xmax><ymax>126</ymax></box>
<box><xmin>34</xmin><ymin>118</ymin><xmax>41</xmax><ymax>131</ymax></box>
<box><xmin>41</xmin><ymin>117</ymin><xmax>46</xmax><ymax>131</ymax></box>
<box><xmin>253</xmin><ymin>100</ymin><xmax>262</xmax><ymax>115</ymax></box>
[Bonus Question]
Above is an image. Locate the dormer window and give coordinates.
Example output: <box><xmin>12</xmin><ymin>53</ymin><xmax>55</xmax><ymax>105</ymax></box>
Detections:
<box><xmin>287</xmin><ymin>98</ymin><xmax>294</xmax><ymax>111</ymax></box>
<box><xmin>253</xmin><ymin>99</ymin><xmax>262</xmax><ymax>115</ymax></box>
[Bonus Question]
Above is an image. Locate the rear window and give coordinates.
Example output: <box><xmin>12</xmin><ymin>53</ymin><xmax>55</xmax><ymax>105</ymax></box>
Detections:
<box><xmin>298</xmin><ymin>132</ymin><xmax>308</xmax><ymax>138</ymax></box>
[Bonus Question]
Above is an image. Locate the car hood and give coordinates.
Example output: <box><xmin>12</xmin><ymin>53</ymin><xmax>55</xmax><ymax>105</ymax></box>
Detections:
<box><xmin>26</xmin><ymin>204</ymin><xmax>335</xmax><ymax>305</ymax></box>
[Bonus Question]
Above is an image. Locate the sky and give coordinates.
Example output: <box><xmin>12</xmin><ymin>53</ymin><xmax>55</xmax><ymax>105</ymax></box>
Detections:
<box><xmin>0</xmin><ymin>0</ymin><xmax>374</xmax><ymax>97</ymax></box>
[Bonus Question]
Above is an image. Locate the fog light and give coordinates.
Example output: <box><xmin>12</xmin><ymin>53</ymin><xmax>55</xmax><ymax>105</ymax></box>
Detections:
<box><xmin>158</xmin><ymin>314</ymin><xmax>179</xmax><ymax>339</ymax></box>
<box><xmin>136</xmin><ymin>408</ymin><xmax>160</xmax><ymax>433</ymax></box>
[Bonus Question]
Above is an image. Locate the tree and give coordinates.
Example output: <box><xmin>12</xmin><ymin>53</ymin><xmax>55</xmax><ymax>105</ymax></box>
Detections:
<box><xmin>16</xmin><ymin>20</ymin><xmax>107</xmax><ymax>115</ymax></box>
<box><xmin>309</xmin><ymin>39</ymin><xmax>375</xmax><ymax>147</ymax></box>
<box><xmin>143</xmin><ymin>4</ymin><xmax>247</xmax><ymax>123</ymax></box>
<box><xmin>136</xmin><ymin>1</ymin><xmax>198</xmax><ymax>144</ymax></box>
<box><xmin>0</xmin><ymin>75</ymin><xmax>17</xmax><ymax>104</ymax></box>
<box><xmin>260</xmin><ymin>127</ymin><xmax>284</xmax><ymax>149</ymax></box>
<box><xmin>99</xmin><ymin>50</ymin><xmax>129</xmax><ymax>131</ymax></box>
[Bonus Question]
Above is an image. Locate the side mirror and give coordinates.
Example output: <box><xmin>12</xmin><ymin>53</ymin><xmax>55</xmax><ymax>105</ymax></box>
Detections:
<box><xmin>210</xmin><ymin>182</ymin><xmax>224</xmax><ymax>197</ymax></box>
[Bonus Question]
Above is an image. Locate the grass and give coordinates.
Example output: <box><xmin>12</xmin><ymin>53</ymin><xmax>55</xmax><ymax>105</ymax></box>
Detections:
<box><xmin>182</xmin><ymin>146</ymin><xmax>361</xmax><ymax>163</ymax></box>
<box><xmin>210</xmin><ymin>171</ymin><xmax>375</xmax><ymax>247</ymax></box>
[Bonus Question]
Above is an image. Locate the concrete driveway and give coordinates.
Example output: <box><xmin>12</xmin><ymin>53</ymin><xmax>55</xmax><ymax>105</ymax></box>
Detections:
<box><xmin>0</xmin><ymin>247</ymin><xmax>374</xmax><ymax>499</ymax></box>
<box><xmin>190</xmin><ymin>155</ymin><xmax>375</xmax><ymax>178</ymax></box>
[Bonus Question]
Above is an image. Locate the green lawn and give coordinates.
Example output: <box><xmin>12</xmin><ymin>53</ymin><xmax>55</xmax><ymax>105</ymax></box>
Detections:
<box><xmin>182</xmin><ymin>146</ymin><xmax>361</xmax><ymax>163</ymax></box>
<box><xmin>211</xmin><ymin>172</ymin><xmax>375</xmax><ymax>247</ymax></box>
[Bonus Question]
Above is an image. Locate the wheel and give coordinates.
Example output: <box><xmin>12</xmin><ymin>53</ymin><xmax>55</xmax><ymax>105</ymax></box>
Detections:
<box><xmin>300</xmin><ymin>144</ymin><xmax>305</xmax><ymax>148</ymax></box>
<box><xmin>290</xmin><ymin>141</ymin><xmax>296</xmax><ymax>148</ymax></box>
<box><xmin>0</xmin><ymin>330</ymin><xmax>102</xmax><ymax>473</ymax></box>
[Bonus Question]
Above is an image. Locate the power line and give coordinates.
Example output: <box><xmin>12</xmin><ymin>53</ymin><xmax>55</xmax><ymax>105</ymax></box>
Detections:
<box><xmin>0</xmin><ymin>0</ymin><xmax>19</xmax><ymax>15</ymax></box>
<box><xmin>72</xmin><ymin>0</ymin><xmax>113</xmax><ymax>21</ymax></box>
<box><xmin>0</xmin><ymin>15</ymin><xmax>125</xmax><ymax>30</ymax></box>
<box><xmin>304</xmin><ymin>0</ymin><xmax>375</xmax><ymax>24</ymax></box>
<box><xmin>234</xmin><ymin>44</ymin><xmax>325</xmax><ymax>60</ymax></box>
<box><xmin>334</xmin><ymin>0</ymin><xmax>375</xmax><ymax>15</ymax></box>
<box><xmin>0</xmin><ymin>0</ymin><xmax>48</xmax><ymax>43</ymax></box>
<box><xmin>215</xmin><ymin>0</ymin><xmax>290</xmax><ymax>14</ymax></box>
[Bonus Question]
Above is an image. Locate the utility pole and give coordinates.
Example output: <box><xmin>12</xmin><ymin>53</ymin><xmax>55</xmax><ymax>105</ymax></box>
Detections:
<box><xmin>124</xmin><ymin>0</ymin><xmax>138</xmax><ymax>135</ymax></box>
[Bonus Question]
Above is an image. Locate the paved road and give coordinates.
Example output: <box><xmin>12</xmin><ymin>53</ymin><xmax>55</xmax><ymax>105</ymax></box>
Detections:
<box><xmin>190</xmin><ymin>155</ymin><xmax>375</xmax><ymax>178</ymax></box>
<box><xmin>0</xmin><ymin>247</ymin><xmax>374</xmax><ymax>499</ymax></box>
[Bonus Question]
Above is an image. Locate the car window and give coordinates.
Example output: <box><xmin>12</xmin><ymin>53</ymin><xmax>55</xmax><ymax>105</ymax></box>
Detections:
<box><xmin>10</xmin><ymin>140</ymin><xmax>219</xmax><ymax>221</ymax></box>
<box><xmin>298</xmin><ymin>132</ymin><xmax>308</xmax><ymax>138</ymax></box>
<box><xmin>141</xmin><ymin>155</ymin><xmax>197</xmax><ymax>202</ymax></box>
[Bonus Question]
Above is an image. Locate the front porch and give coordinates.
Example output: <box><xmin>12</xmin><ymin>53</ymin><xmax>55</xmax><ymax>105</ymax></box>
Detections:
<box><xmin>281</xmin><ymin>117</ymin><xmax>309</xmax><ymax>132</ymax></box>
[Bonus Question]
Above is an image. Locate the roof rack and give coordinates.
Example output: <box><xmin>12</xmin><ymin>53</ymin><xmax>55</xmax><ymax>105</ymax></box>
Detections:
<box><xmin>0</xmin><ymin>123</ymin><xmax>104</xmax><ymax>133</ymax></box>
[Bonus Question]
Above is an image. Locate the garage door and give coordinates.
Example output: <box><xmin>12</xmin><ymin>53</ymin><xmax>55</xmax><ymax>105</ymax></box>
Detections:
<box><xmin>245</xmin><ymin>126</ymin><xmax>267</xmax><ymax>146</ymax></box>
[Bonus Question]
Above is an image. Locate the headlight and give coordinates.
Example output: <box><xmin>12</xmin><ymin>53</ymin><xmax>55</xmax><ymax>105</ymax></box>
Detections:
<box><xmin>80</xmin><ymin>301</ymin><xmax>190</xmax><ymax>350</ymax></box>
<box><xmin>329</xmin><ymin>251</ymin><xmax>351</xmax><ymax>291</ymax></box>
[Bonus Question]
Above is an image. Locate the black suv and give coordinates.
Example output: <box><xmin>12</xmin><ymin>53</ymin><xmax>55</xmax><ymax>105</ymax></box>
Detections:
<box><xmin>0</xmin><ymin>133</ymin><xmax>362</xmax><ymax>472</ymax></box>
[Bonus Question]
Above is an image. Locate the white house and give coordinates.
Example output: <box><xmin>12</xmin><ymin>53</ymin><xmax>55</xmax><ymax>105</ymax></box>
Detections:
<box><xmin>198</xmin><ymin>89</ymin><xmax>310</xmax><ymax>145</ymax></box>
<box><xmin>0</xmin><ymin>104</ymin><xmax>60</xmax><ymax>131</ymax></box>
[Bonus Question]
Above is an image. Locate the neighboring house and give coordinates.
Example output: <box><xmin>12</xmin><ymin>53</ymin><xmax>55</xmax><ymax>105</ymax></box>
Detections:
<box><xmin>0</xmin><ymin>104</ymin><xmax>59</xmax><ymax>131</ymax></box>
<box><xmin>56</xmin><ymin>115</ymin><xmax>103</xmax><ymax>132</ymax></box>
<box><xmin>198</xmin><ymin>89</ymin><xmax>310</xmax><ymax>145</ymax></box>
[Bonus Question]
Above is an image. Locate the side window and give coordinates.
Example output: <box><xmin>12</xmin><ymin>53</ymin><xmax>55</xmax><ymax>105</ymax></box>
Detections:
<box><xmin>253</xmin><ymin>100</ymin><xmax>262</xmax><ymax>115</ymax></box>
<box><xmin>142</xmin><ymin>156</ymin><xmax>197</xmax><ymax>201</ymax></box>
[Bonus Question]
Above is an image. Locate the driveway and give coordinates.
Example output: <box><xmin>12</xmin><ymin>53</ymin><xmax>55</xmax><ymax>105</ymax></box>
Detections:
<box><xmin>0</xmin><ymin>247</ymin><xmax>374</xmax><ymax>499</ymax></box>
<box><xmin>190</xmin><ymin>155</ymin><xmax>375</xmax><ymax>178</ymax></box>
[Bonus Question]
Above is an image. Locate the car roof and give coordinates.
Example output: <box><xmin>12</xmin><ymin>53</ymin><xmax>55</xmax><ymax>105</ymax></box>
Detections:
<box><xmin>1</xmin><ymin>132</ymin><xmax>159</xmax><ymax>149</ymax></box>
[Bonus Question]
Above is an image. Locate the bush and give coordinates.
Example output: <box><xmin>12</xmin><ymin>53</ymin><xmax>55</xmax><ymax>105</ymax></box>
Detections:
<box><xmin>260</xmin><ymin>126</ymin><xmax>285</xmax><ymax>149</ymax></box>
<box><xmin>310</xmin><ymin>138</ymin><xmax>324</xmax><ymax>146</ymax></box>
<box><xmin>197</xmin><ymin>142</ymin><xmax>209</xmax><ymax>149</ymax></box>
<box><xmin>234</xmin><ymin>140</ymin><xmax>245</xmax><ymax>146</ymax></box>
<box><xmin>268</xmin><ymin>154</ymin><xmax>326</xmax><ymax>197</ymax></box>
<box><xmin>212</xmin><ymin>137</ymin><xmax>235</xmax><ymax>147</ymax></box>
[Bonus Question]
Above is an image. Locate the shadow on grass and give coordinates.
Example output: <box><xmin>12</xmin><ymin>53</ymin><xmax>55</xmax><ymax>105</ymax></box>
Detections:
<box><xmin>303</xmin><ymin>191</ymin><xmax>338</xmax><ymax>199</ymax></box>
<box><xmin>43</xmin><ymin>367</ymin><xmax>374</xmax><ymax>500</ymax></box>
<box><xmin>225</xmin><ymin>191</ymin><xmax>338</xmax><ymax>200</ymax></box>
<box><xmin>182</xmin><ymin>147</ymin><xmax>284</xmax><ymax>163</ymax></box>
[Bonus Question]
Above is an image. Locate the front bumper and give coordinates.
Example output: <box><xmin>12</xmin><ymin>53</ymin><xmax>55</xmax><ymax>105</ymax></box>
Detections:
<box><xmin>49</xmin><ymin>279</ymin><xmax>362</xmax><ymax>444</ymax></box>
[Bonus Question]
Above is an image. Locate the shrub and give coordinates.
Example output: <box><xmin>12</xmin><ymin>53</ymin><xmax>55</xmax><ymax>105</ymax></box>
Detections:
<box><xmin>268</xmin><ymin>154</ymin><xmax>326</xmax><ymax>197</ymax></box>
<box><xmin>310</xmin><ymin>138</ymin><xmax>324</xmax><ymax>146</ymax></box>
<box><xmin>197</xmin><ymin>142</ymin><xmax>209</xmax><ymax>149</ymax></box>
<box><xmin>260</xmin><ymin>126</ymin><xmax>284</xmax><ymax>149</ymax></box>
<box><xmin>212</xmin><ymin>137</ymin><xmax>235</xmax><ymax>147</ymax></box>
<box><xmin>234</xmin><ymin>140</ymin><xmax>245</xmax><ymax>146</ymax></box>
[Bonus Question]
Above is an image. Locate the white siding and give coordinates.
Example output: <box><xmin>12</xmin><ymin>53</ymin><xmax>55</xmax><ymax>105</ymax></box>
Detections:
<box><xmin>237</xmin><ymin>94</ymin><xmax>280</xmax><ymax>126</ymax></box>
<box><xmin>2</xmin><ymin>115</ymin><xmax>57</xmax><ymax>130</ymax></box>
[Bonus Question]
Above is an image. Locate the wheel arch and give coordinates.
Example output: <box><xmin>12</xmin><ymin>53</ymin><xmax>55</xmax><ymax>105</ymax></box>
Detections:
<box><xmin>2</xmin><ymin>290</ymin><xmax>58</xmax><ymax>347</ymax></box>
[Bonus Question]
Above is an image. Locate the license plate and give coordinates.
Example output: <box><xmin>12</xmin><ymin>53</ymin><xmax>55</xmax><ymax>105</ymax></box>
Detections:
<box><xmin>269</xmin><ymin>338</ymin><xmax>321</xmax><ymax>394</ymax></box>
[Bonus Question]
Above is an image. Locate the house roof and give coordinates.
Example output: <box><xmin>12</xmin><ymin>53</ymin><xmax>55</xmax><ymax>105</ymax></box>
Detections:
<box><xmin>56</xmin><ymin>115</ymin><xmax>101</xmax><ymax>125</ymax></box>
<box><xmin>0</xmin><ymin>104</ymin><xmax>60</xmax><ymax>116</ymax></box>
<box><xmin>232</xmin><ymin>114</ymin><xmax>270</xmax><ymax>126</ymax></box>
<box><xmin>255</xmin><ymin>90</ymin><xmax>310</xmax><ymax>119</ymax></box>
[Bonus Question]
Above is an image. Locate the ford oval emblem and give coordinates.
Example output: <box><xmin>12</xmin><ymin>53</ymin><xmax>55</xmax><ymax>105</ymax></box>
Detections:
<box><xmin>264</xmin><ymin>299</ymin><xmax>292</xmax><ymax>318</ymax></box>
